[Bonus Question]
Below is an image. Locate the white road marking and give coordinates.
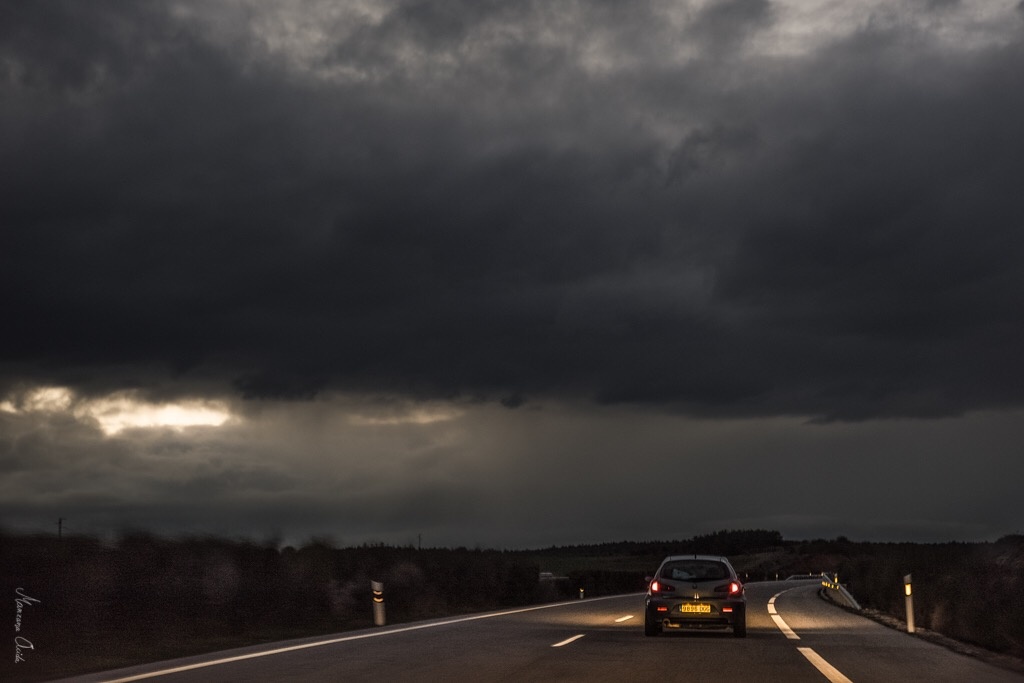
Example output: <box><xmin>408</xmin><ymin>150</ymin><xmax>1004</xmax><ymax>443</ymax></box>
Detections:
<box><xmin>798</xmin><ymin>647</ymin><xmax>854</xmax><ymax>683</ymax></box>
<box><xmin>94</xmin><ymin>594</ymin><xmax>634</xmax><ymax>682</ymax></box>
<box><xmin>763</xmin><ymin>589</ymin><xmax>853</xmax><ymax>681</ymax></box>
<box><xmin>768</xmin><ymin>591</ymin><xmax>800</xmax><ymax>640</ymax></box>
<box><xmin>551</xmin><ymin>634</ymin><xmax>586</xmax><ymax>647</ymax></box>
<box><xmin>771</xmin><ymin>614</ymin><xmax>800</xmax><ymax>640</ymax></box>
<box><xmin>614</xmin><ymin>615</ymin><xmax>634</xmax><ymax>622</ymax></box>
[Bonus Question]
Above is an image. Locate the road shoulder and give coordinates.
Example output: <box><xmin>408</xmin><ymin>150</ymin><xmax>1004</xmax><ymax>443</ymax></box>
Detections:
<box><xmin>818</xmin><ymin>587</ymin><xmax>1024</xmax><ymax>677</ymax></box>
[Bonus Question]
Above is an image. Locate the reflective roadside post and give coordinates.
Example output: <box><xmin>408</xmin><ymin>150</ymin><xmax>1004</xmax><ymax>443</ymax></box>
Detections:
<box><xmin>372</xmin><ymin>580</ymin><xmax>386</xmax><ymax>626</ymax></box>
<box><xmin>903</xmin><ymin>574</ymin><xmax>915</xmax><ymax>633</ymax></box>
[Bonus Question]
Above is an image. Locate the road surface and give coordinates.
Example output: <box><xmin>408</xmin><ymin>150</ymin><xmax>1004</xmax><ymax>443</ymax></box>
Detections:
<box><xmin>52</xmin><ymin>580</ymin><xmax>1023</xmax><ymax>682</ymax></box>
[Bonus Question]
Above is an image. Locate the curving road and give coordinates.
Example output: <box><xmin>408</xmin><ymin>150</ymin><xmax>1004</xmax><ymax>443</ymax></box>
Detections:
<box><xmin>53</xmin><ymin>581</ymin><xmax>1023</xmax><ymax>683</ymax></box>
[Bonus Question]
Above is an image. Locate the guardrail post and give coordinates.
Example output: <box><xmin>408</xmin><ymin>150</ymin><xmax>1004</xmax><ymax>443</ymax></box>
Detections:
<box><xmin>372</xmin><ymin>580</ymin><xmax>386</xmax><ymax>626</ymax></box>
<box><xmin>903</xmin><ymin>574</ymin><xmax>915</xmax><ymax>633</ymax></box>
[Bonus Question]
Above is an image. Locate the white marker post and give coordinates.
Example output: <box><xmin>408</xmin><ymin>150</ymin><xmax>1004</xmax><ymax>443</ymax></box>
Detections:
<box><xmin>903</xmin><ymin>574</ymin><xmax>915</xmax><ymax>633</ymax></box>
<box><xmin>372</xmin><ymin>580</ymin><xmax>386</xmax><ymax>626</ymax></box>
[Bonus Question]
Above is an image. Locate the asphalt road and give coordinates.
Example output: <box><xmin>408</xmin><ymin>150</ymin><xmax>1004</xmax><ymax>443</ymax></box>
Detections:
<box><xmin>53</xmin><ymin>581</ymin><xmax>1023</xmax><ymax>683</ymax></box>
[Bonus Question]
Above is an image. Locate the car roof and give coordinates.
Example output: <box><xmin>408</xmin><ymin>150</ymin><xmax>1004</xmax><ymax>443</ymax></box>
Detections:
<box><xmin>660</xmin><ymin>554</ymin><xmax>731</xmax><ymax>563</ymax></box>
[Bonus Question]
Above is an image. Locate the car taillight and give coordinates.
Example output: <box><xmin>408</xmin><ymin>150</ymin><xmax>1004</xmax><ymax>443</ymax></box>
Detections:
<box><xmin>715</xmin><ymin>581</ymin><xmax>744</xmax><ymax>596</ymax></box>
<box><xmin>650</xmin><ymin>580</ymin><xmax>674</xmax><ymax>594</ymax></box>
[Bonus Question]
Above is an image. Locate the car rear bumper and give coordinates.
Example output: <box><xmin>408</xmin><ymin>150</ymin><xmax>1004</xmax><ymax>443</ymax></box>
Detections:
<box><xmin>646</xmin><ymin>598</ymin><xmax>745</xmax><ymax>629</ymax></box>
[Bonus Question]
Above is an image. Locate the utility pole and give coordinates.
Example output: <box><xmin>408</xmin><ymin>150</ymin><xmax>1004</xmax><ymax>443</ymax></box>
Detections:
<box><xmin>57</xmin><ymin>517</ymin><xmax>65</xmax><ymax>540</ymax></box>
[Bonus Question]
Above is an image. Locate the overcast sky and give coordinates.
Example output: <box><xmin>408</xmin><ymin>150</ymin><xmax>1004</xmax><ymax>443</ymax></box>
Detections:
<box><xmin>2</xmin><ymin>0</ymin><xmax>1023</xmax><ymax>548</ymax></box>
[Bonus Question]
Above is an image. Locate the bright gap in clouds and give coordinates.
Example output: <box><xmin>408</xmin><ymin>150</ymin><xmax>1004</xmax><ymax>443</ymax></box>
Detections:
<box><xmin>84</xmin><ymin>395</ymin><xmax>232</xmax><ymax>434</ymax></box>
<box><xmin>347</xmin><ymin>404</ymin><xmax>464</xmax><ymax>426</ymax></box>
<box><xmin>0</xmin><ymin>386</ymin><xmax>233</xmax><ymax>435</ymax></box>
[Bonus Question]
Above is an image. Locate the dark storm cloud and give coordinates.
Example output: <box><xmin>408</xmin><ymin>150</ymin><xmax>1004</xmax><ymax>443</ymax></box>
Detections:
<box><xmin>686</xmin><ymin>0</ymin><xmax>773</xmax><ymax>53</ymax></box>
<box><xmin>6</xmin><ymin>397</ymin><xmax>1021</xmax><ymax>546</ymax></box>
<box><xmin>0</xmin><ymin>393</ymin><xmax>489</xmax><ymax>543</ymax></box>
<box><xmin>3</xmin><ymin>0</ymin><xmax>1024</xmax><ymax>419</ymax></box>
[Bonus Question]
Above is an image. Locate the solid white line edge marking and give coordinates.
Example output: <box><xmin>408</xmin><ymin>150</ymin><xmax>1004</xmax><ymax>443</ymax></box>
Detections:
<box><xmin>798</xmin><ymin>647</ymin><xmax>854</xmax><ymax>683</ymax></box>
<box><xmin>551</xmin><ymin>634</ymin><xmax>586</xmax><ymax>647</ymax></box>
<box><xmin>96</xmin><ymin>594</ymin><xmax>635</xmax><ymax>683</ymax></box>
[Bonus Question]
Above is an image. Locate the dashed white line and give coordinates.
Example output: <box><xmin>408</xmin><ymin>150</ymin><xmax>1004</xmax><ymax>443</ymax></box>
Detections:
<box><xmin>551</xmin><ymin>634</ymin><xmax>586</xmax><ymax>647</ymax></box>
<box><xmin>798</xmin><ymin>647</ymin><xmax>854</xmax><ymax>683</ymax></box>
<box><xmin>771</xmin><ymin>614</ymin><xmax>800</xmax><ymax>640</ymax></box>
<box><xmin>768</xmin><ymin>591</ymin><xmax>800</xmax><ymax>640</ymax></box>
<box><xmin>771</xmin><ymin>590</ymin><xmax>855</xmax><ymax>681</ymax></box>
<box><xmin>614</xmin><ymin>615</ymin><xmax>634</xmax><ymax>623</ymax></box>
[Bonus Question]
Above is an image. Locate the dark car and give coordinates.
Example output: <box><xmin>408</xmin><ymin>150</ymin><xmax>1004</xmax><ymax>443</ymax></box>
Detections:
<box><xmin>644</xmin><ymin>554</ymin><xmax>746</xmax><ymax>637</ymax></box>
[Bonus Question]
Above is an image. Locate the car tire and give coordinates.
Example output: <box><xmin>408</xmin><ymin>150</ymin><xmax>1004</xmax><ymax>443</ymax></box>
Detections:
<box><xmin>644</xmin><ymin>612</ymin><xmax>660</xmax><ymax>637</ymax></box>
<box><xmin>733</xmin><ymin>610</ymin><xmax>747</xmax><ymax>638</ymax></box>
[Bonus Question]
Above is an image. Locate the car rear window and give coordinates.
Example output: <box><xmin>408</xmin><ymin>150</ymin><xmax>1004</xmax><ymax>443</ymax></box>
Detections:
<box><xmin>660</xmin><ymin>560</ymin><xmax>729</xmax><ymax>581</ymax></box>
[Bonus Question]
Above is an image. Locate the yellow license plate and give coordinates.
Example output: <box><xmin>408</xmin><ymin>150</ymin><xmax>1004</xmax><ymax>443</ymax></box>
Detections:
<box><xmin>679</xmin><ymin>603</ymin><xmax>711</xmax><ymax>614</ymax></box>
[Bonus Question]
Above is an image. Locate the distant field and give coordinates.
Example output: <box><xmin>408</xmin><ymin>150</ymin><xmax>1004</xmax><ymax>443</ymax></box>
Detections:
<box><xmin>526</xmin><ymin>552</ymin><xmax>660</xmax><ymax>575</ymax></box>
<box><xmin>523</xmin><ymin>550</ymin><xmax>795</xmax><ymax>578</ymax></box>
